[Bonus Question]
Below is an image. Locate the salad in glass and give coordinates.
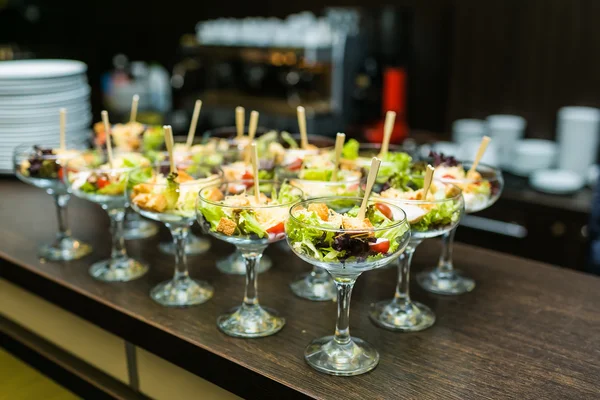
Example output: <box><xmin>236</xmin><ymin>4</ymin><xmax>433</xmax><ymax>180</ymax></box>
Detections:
<box><xmin>14</xmin><ymin>143</ymin><xmax>95</xmax><ymax>261</ymax></box>
<box><xmin>129</xmin><ymin>161</ymin><xmax>221</xmax><ymax>306</ymax></box>
<box><xmin>197</xmin><ymin>181</ymin><xmax>303</xmax><ymax>338</ymax></box>
<box><xmin>94</xmin><ymin>121</ymin><xmax>164</xmax><ymax>154</ymax></box>
<box><xmin>340</xmin><ymin>139</ymin><xmax>413</xmax><ymax>183</ymax></box>
<box><xmin>368</xmin><ymin>176</ymin><xmax>464</xmax><ymax>331</ymax></box>
<box><xmin>286</xmin><ymin>197</ymin><xmax>410</xmax><ymax>376</ymax></box>
<box><xmin>65</xmin><ymin>152</ymin><xmax>151</xmax><ymax>282</ymax></box>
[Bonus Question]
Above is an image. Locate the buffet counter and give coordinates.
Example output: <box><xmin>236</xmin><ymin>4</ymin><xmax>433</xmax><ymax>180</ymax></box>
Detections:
<box><xmin>1</xmin><ymin>178</ymin><xmax>599</xmax><ymax>399</ymax></box>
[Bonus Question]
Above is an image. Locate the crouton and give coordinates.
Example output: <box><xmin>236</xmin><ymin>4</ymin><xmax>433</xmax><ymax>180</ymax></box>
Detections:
<box><xmin>132</xmin><ymin>183</ymin><xmax>153</xmax><ymax>197</ymax></box>
<box><xmin>204</xmin><ymin>187</ymin><xmax>224</xmax><ymax>202</ymax></box>
<box><xmin>308</xmin><ymin>203</ymin><xmax>329</xmax><ymax>221</ymax></box>
<box><xmin>342</xmin><ymin>217</ymin><xmax>374</xmax><ymax>231</ymax></box>
<box><xmin>217</xmin><ymin>217</ymin><xmax>237</xmax><ymax>236</ymax></box>
<box><xmin>175</xmin><ymin>170</ymin><xmax>194</xmax><ymax>183</ymax></box>
<box><xmin>132</xmin><ymin>193</ymin><xmax>168</xmax><ymax>213</ymax></box>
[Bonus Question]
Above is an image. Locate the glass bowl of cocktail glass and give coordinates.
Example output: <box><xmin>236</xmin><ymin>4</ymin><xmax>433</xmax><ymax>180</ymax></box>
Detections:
<box><xmin>286</xmin><ymin>197</ymin><xmax>410</xmax><ymax>376</ymax></box>
<box><xmin>276</xmin><ymin>153</ymin><xmax>362</xmax><ymax>301</ymax></box>
<box><xmin>13</xmin><ymin>143</ymin><xmax>95</xmax><ymax>261</ymax></box>
<box><xmin>367</xmin><ymin>176</ymin><xmax>464</xmax><ymax>331</ymax></box>
<box><xmin>65</xmin><ymin>152</ymin><xmax>151</xmax><ymax>282</ymax></box>
<box><xmin>94</xmin><ymin>120</ymin><xmax>164</xmax><ymax>240</ymax></box>
<box><xmin>128</xmin><ymin>161</ymin><xmax>222</xmax><ymax>306</ymax></box>
<box><xmin>197</xmin><ymin>180</ymin><xmax>303</xmax><ymax>338</ymax></box>
<box><xmin>416</xmin><ymin>160</ymin><xmax>503</xmax><ymax>295</ymax></box>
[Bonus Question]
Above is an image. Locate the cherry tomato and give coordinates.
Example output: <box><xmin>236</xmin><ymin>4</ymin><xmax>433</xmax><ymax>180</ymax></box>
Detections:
<box><xmin>375</xmin><ymin>203</ymin><xmax>393</xmax><ymax>219</ymax></box>
<box><xmin>369</xmin><ymin>238</ymin><xmax>390</xmax><ymax>253</ymax></box>
<box><xmin>266</xmin><ymin>222</ymin><xmax>285</xmax><ymax>234</ymax></box>
<box><xmin>57</xmin><ymin>167</ymin><xmax>64</xmax><ymax>181</ymax></box>
<box><xmin>442</xmin><ymin>174</ymin><xmax>455</xmax><ymax>179</ymax></box>
<box><xmin>242</xmin><ymin>171</ymin><xmax>254</xmax><ymax>188</ymax></box>
<box><xmin>286</xmin><ymin>158</ymin><xmax>303</xmax><ymax>171</ymax></box>
<box><xmin>97</xmin><ymin>177</ymin><xmax>110</xmax><ymax>189</ymax></box>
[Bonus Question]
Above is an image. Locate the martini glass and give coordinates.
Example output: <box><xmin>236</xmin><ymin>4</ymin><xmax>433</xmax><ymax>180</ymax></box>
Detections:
<box><xmin>276</xmin><ymin>161</ymin><xmax>361</xmax><ymax>301</ymax></box>
<box><xmin>286</xmin><ymin>197</ymin><xmax>410</xmax><ymax>375</ymax></box>
<box><xmin>368</xmin><ymin>180</ymin><xmax>464</xmax><ymax>331</ymax></box>
<box><xmin>65</xmin><ymin>153</ymin><xmax>148</xmax><ymax>281</ymax></box>
<box><xmin>417</xmin><ymin>162</ymin><xmax>503</xmax><ymax>295</ymax></box>
<box><xmin>128</xmin><ymin>161</ymin><xmax>221</xmax><ymax>306</ymax></box>
<box><xmin>13</xmin><ymin>143</ymin><xmax>93</xmax><ymax>261</ymax></box>
<box><xmin>197</xmin><ymin>180</ymin><xmax>303</xmax><ymax>338</ymax></box>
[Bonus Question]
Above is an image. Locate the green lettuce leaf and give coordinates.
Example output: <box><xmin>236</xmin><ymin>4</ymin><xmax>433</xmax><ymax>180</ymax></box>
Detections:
<box><xmin>342</xmin><ymin>139</ymin><xmax>360</xmax><ymax>160</ymax></box>
<box><xmin>281</xmin><ymin>131</ymin><xmax>298</xmax><ymax>149</ymax></box>
<box><xmin>98</xmin><ymin>178</ymin><xmax>126</xmax><ymax>195</ymax></box>
<box><xmin>199</xmin><ymin>202</ymin><xmax>226</xmax><ymax>230</ymax></box>
<box><xmin>79</xmin><ymin>181</ymin><xmax>96</xmax><ymax>193</ymax></box>
<box><xmin>299</xmin><ymin>168</ymin><xmax>332</xmax><ymax>181</ymax></box>
<box><xmin>285</xmin><ymin>210</ymin><xmax>338</xmax><ymax>261</ymax></box>
<box><xmin>239</xmin><ymin>211</ymin><xmax>267</xmax><ymax>238</ymax></box>
<box><xmin>143</xmin><ymin>127</ymin><xmax>165</xmax><ymax>151</ymax></box>
<box><xmin>411</xmin><ymin>201</ymin><xmax>460</xmax><ymax>232</ymax></box>
<box><xmin>164</xmin><ymin>172</ymin><xmax>180</xmax><ymax>209</ymax></box>
<box><xmin>374</xmin><ymin>218</ymin><xmax>410</xmax><ymax>253</ymax></box>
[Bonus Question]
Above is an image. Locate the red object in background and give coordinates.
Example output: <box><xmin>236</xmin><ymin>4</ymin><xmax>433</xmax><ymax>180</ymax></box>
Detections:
<box><xmin>365</xmin><ymin>67</ymin><xmax>409</xmax><ymax>144</ymax></box>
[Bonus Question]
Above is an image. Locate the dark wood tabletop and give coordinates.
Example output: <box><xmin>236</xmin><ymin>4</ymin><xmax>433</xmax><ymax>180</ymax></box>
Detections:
<box><xmin>1</xmin><ymin>178</ymin><xmax>599</xmax><ymax>400</ymax></box>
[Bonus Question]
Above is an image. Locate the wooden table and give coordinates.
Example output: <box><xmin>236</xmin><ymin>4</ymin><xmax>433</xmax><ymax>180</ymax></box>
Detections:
<box><xmin>1</xmin><ymin>178</ymin><xmax>599</xmax><ymax>400</ymax></box>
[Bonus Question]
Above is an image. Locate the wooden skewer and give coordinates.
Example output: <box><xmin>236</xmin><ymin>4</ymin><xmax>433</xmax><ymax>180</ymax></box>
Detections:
<box><xmin>235</xmin><ymin>106</ymin><xmax>245</xmax><ymax>138</ymax></box>
<box><xmin>59</xmin><ymin>108</ymin><xmax>66</xmax><ymax>151</ymax></box>
<box><xmin>297</xmin><ymin>106</ymin><xmax>308</xmax><ymax>149</ymax></box>
<box><xmin>164</xmin><ymin>125</ymin><xmax>175</xmax><ymax>174</ymax></box>
<box><xmin>130</xmin><ymin>94</ymin><xmax>139</xmax><ymax>123</ymax></box>
<box><xmin>378</xmin><ymin>110</ymin><xmax>396</xmax><ymax>158</ymax></box>
<box><xmin>101</xmin><ymin>111</ymin><xmax>114</xmax><ymax>168</ymax></box>
<box><xmin>250</xmin><ymin>142</ymin><xmax>260</xmax><ymax>203</ymax></box>
<box><xmin>357</xmin><ymin>157</ymin><xmax>382</xmax><ymax>220</ymax></box>
<box><xmin>423</xmin><ymin>164</ymin><xmax>435</xmax><ymax>199</ymax></box>
<box><xmin>186</xmin><ymin>99</ymin><xmax>203</xmax><ymax>148</ymax></box>
<box><xmin>244</xmin><ymin>110</ymin><xmax>259</xmax><ymax>164</ymax></box>
<box><xmin>468</xmin><ymin>136</ymin><xmax>491</xmax><ymax>175</ymax></box>
<box><xmin>331</xmin><ymin>132</ymin><xmax>345</xmax><ymax>181</ymax></box>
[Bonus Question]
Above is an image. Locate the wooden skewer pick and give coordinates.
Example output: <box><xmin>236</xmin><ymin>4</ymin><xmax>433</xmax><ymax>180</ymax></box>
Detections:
<box><xmin>297</xmin><ymin>106</ymin><xmax>308</xmax><ymax>149</ymax></box>
<box><xmin>250</xmin><ymin>142</ymin><xmax>260</xmax><ymax>203</ymax></box>
<box><xmin>468</xmin><ymin>136</ymin><xmax>491</xmax><ymax>175</ymax></box>
<box><xmin>244</xmin><ymin>111</ymin><xmax>259</xmax><ymax>164</ymax></box>
<box><xmin>378</xmin><ymin>110</ymin><xmax>396</xmax><ymax>158</ymax></box>
<box><xmin>186</xmin><ymin>99</ymin><xmax>203</xmax><ymax>148</ymax></box>
<box><xmin>331</xmin><ymin>132</ymin><xmax>345</xmax><ymax>181</ymax></box>
<box><xmin>164</xmin><ymin>125</ymin><xmax>175</xmax><ymax>174</ymax></box>
<box><xmin>101</xmin><ymin>111</ymin><xmax>114</xmax><ymax>168</ymax></box>
<box><xmin>357</xmin><ymin>157</ymin><xmax>382</xmax><ymax>220</ymax></box>
<box><xmin>235</xmin><ymin>106</ymin><xmax>245</xmax><ymax>138</ymax></box>
<box><xmin>59</xmin><ymin>108</ymin><xmax>66</xmax><ymax>151</ymax></box>
<box><xmin>423</xmin><ymin>164</ymin><xmax>435</xmax><ymax>199</ymax></box>
<box><xmin>130</xmin><ymin>94</ymin><xmax>139</xmax><ymax>123</ymax></box>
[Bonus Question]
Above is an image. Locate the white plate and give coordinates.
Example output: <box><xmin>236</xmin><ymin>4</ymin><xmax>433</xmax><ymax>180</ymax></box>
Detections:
<box><xmin>530</xmin><ymin>169</ymin><xmax>585</xmax><ymax>195</ymax></box>
<box><xmin>0</xmin><ymin>113</ymin><xmax>91</xmax><ymax>128</ymax></box>
<box><xmin>0</xmin><ymin>78</ymin><xmax>88</xmax><ymax>95</ymax></box>
<box><xmin>0</xmin><ymin>86</ymin><xmax>90</xmax><ymax>107</ymax></box>
<box><xmin>0</xmin><ymin>60</ymin><xmax>87</xmax><ymax>80</ymax></box>
<box><xmin>0</xmin><ymin>103</ymin><xmax>90</xmax><ymax>118</ymax></box>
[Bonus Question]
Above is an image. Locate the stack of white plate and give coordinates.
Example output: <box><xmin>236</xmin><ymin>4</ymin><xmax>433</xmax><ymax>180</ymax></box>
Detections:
<box><xmin>0</xmin><ymin>59</ymin><xmax>92</xmax><ymax>174</ymax></box>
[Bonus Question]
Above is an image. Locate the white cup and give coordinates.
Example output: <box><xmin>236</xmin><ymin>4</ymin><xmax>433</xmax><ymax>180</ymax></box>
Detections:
<box><xmin>486</xmin><ymin>114</ymin><xmax>526</xmax><ymax>169</ymax></box>
<box><xmin>452</xmin><ymin>119</ymin><xmax>485</xmax><ymax>145</ymax></box>
<box><xmin>460</xmin><ymin>139</ymin><xmax>499</xmax><ymax>167</ymax></box>
<box><xmin>556</xmin><ymin>106</ymin><xmax>600</xmax><ymax>176</ymax></box>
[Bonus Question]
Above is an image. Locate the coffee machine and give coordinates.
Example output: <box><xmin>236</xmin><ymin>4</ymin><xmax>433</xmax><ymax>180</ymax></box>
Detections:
<box><xmin>171</xmin><ymin>10</ymin><xmax>366</xmax><ymax>135</ymax></box>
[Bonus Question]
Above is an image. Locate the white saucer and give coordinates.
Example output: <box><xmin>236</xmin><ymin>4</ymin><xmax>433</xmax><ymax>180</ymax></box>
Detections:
<box><xmin>530</xmin><ymin>169</ymin><xmax>585</xmax><ymax>195</ymax></box>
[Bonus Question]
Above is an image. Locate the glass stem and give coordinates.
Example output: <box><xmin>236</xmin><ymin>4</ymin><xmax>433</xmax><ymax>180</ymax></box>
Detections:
<box><xmin>107</xmin><ymin>208</ymin><xmax>127</xmax><ymax>264</ymax></box>
<box><xmin>53</xmin><ymin>194</ymin><xmax>72</xmax><ymax>244</ymax></box>
<box><xmin>241</xmin><ymin>250</ymin><xmax>264</xmax><ymax>307</ymax></box>
<box><xmin>169</xmin><ymin>225</ymin><xmax>190</xmax><ymax>282</ymax></box>
<box><xmin>333</xmin><ymin>277</ymin><xmax>358</xmax><ymax>346</ymax></box>
<box><xmin>437</xmin><ymin>227</ymin><xmax>457</xmax><ymax>274</ymax></box>
<box><xmin>393</xmin><ymin>244</ymin><xmax>418</xmax><ymax>306</ymax></box>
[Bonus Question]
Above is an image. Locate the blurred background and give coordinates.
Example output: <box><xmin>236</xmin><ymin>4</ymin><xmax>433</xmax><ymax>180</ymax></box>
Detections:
<box><xmin>1</xmin><ymin>0</ymin><xmax>599</xmax><ymax>271</ymax></box>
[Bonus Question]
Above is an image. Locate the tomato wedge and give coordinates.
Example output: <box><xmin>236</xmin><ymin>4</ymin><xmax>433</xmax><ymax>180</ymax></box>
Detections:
<box><xmin>97</xmin><ymin>177</ymin><xmax>109</xmax><ymax>189</ymax></box>
<box><xmin>242</xmin><ymin>171</ymin><xmax>254</xmax><ymax>188</ymax></box>
<box><xmin>266</xmin><ymin>222</ymin><xmax>285</xmax><ymax>234</ymax></box>
<box><xmin>286</xmin><ymin>158</ymin><xmax>303</xmax><ymax>171</ymax></box>
<box><xmin>442</xmin><ymin>174</ymin><xmax>455</xmax><ymax>179</ymax></box>
<box><xmin>57</xmin><ymin>167</ymin><xmax>64</xmax><ymax>181</ymax></box>
<box><xmin>375</xmin><ymin>203</ymin><xmax>393</xmax><ymax>219</ymax></box>
<box><xmin>369</xmin><ymin>238</ymin><xmax>390</xmax><ymax>253</ymax></box>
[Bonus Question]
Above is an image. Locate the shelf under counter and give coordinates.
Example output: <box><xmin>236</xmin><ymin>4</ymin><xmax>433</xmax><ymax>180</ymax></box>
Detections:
<box><xmin>1</xmin><ymin>178</ymin><xmax>600</xmax><ymax>400</ymax></box>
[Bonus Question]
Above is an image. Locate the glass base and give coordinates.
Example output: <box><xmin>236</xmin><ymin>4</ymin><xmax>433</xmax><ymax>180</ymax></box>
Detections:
<box><xmin>150</xmin><ymin>277</ymin><xmax>214</xmax><ymax>307</ymax></box>
<box><xmin>290</xmin><ymin>271</ymin><xmax>336</xmax><ymax>301</ymax></box>
<box><xmin>305</xmin><ymin>336</ymin><xmax>379</xmax><ymax>376</ymax></box>
<box><xmin>369</xmin><ymin>299</ymin><xmax>435</xmax><ymax>332</ymax></box>
<box><xmin>38</xmin><ymin>237</ymin><xmax>92</xmax><ymax>261</ymax></box>
<box><xmin>159</xmin><ymin>233</ymin><xmax>211</xmax><ymax>256</ymax></box>
<box><xmin>123</xmin><ymin>218</ymin><xmax>159</xmax><ymax>240</ymax></box>
<box><xmin>416</xmin><ymin>268</ymin><xmax>475</xmax><ymax>295</ymax></box>
<box><xmin>216</xmin><ymin>251</ymin><xmax>272</xmax><ymax>275</ymax></box>
<box><xmin>89</xmin><ymin>258</ymin><xmax>148</xmax><ymax>282</ymax></box>
<box><xmin>217</xmin><ymin>305</ymin><xmax>284</xmax><ymax>338</ymax></box>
